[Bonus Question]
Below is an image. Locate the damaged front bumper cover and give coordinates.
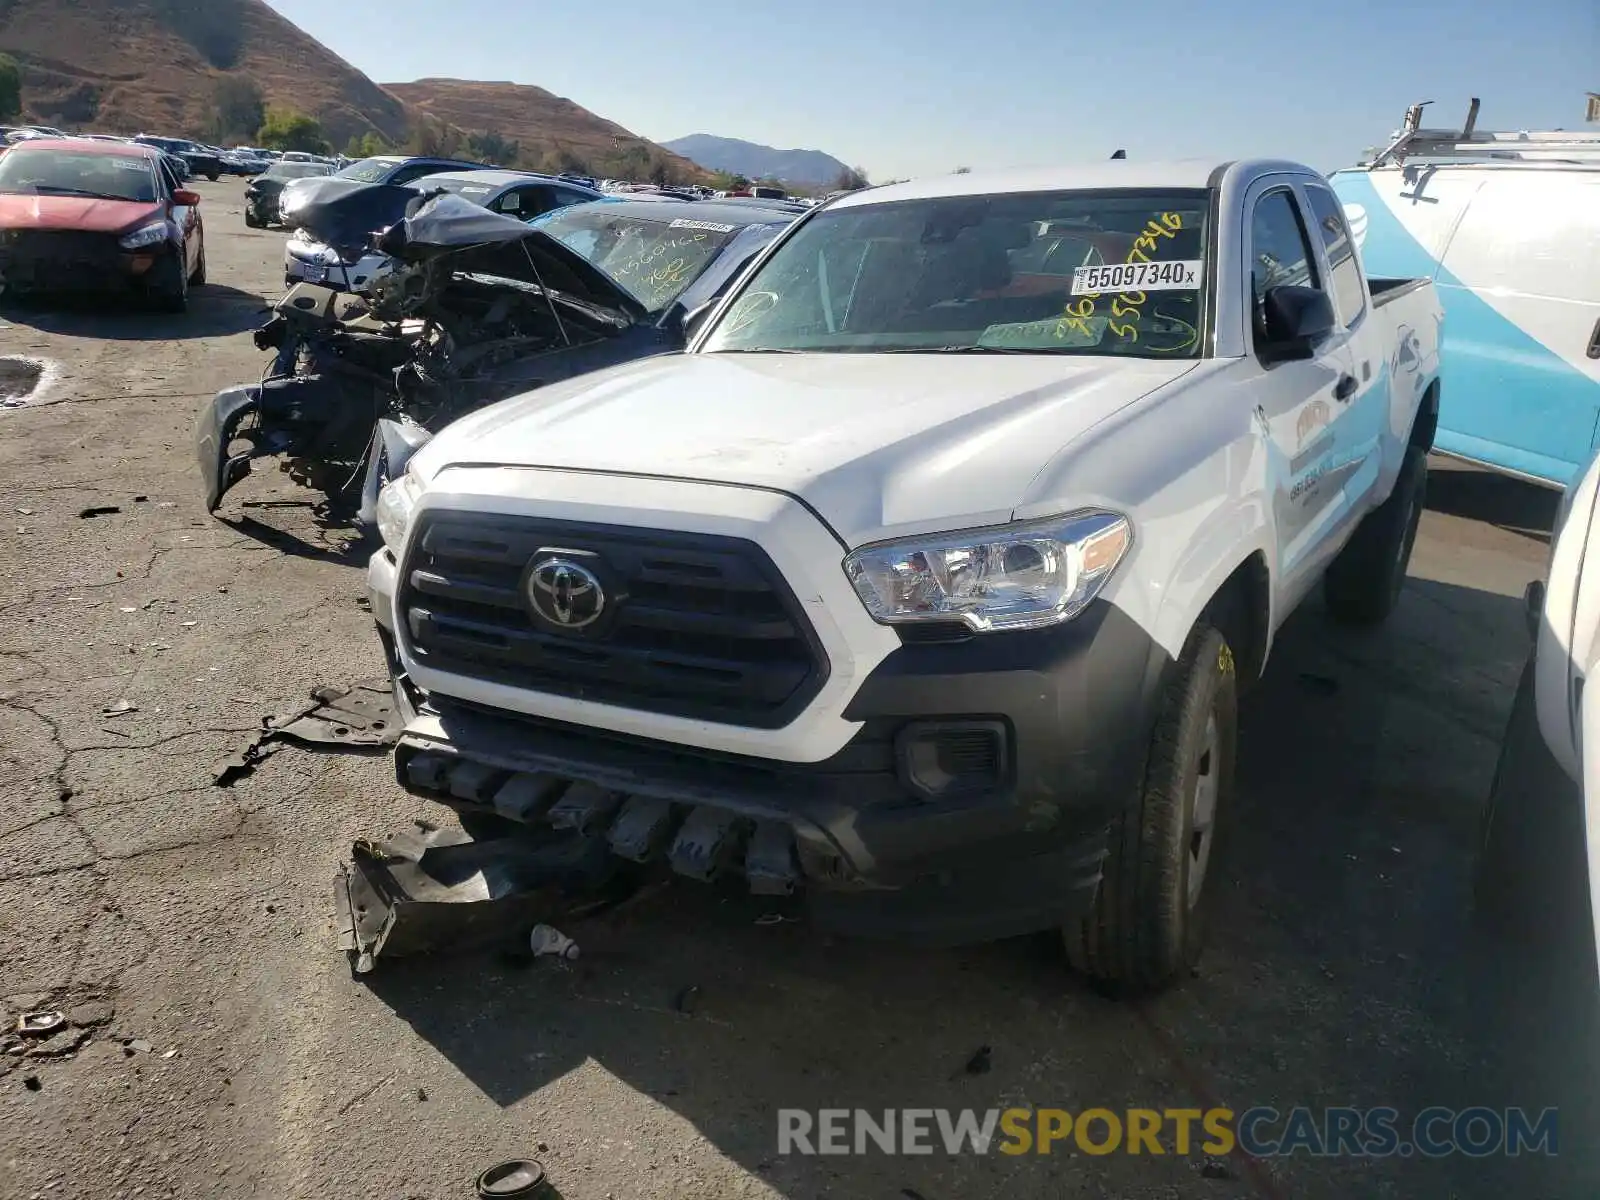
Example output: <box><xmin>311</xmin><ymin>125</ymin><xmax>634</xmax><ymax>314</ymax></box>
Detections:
<box><xmin>336</xmin><ymin>823</ymin><xmax>616</xmax><ymax>973</ymax></box>
<box><xmin>196</xmin><ymin>384</ymin><xmax>261</xmax><ymax>513</ymax></box>
<box><xmin>383</xmin><ymin>668</ymin><xmax>1114</xmax><ymax>947</ymax></box>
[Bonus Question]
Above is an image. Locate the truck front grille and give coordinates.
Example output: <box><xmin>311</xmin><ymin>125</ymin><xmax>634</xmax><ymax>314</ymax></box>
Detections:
<box><xmin>399</xmin><ymin>513</ymin><xmax>829</xmax><ymax>728</ymax></box>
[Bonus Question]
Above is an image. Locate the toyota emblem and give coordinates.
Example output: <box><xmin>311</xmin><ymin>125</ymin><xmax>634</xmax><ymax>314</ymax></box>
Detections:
<box><xmin>527</xmin><ymin>557</ymin><xmax>606</xmax><ymax>629</ymax></box>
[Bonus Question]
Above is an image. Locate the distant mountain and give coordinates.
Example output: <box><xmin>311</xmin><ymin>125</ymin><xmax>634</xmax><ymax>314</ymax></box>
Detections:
<box><xmin>662</xmin><ymin>134</ymin><xmax>850</xmax><ymax>186</ymax></box>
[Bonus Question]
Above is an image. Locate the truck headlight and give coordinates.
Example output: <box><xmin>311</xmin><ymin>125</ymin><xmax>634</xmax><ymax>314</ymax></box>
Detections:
<box><xmin>843</xmin><ymin>511</ymin><xmax>1132</xmax><ymax>632</ymax></box>
<box><xmin>374</xmin><ymin>468</ymin><xmax>425</xmax><ymax>553</ymax></box>
<box><xmin>118</xmin><ymin>222</ymin><xmax>167</xmax><ymax>250</ymax></box>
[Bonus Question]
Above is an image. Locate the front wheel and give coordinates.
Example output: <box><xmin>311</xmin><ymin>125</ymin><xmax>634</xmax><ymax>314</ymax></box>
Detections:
<box><xmin>151</xmin><ymin>252</ymin><xmax>188</xmax><ymax>314</ymax></box>
<box><xmin>1323</xmin><ymin>446</ymin><xmax>1427</xmax><ymax>625</ymax></box>
<box><xmin>1064</xmin><ymin>623</ymin><xmax>1237</xmax><ymax>994</ymax></box>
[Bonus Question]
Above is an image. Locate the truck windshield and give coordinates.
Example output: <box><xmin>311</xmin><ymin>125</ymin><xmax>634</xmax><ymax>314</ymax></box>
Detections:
<box><xmin>701</xmin><ymin>189</ymin><xmax>1211</xmax><ymax>357</ymax></box>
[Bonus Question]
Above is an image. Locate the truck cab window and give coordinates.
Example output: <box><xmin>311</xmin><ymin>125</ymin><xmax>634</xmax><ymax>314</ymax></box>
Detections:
<box><xmin>1304</xmin><ymin>184</ymin><xmax>1366</xmax><ymax>328</ymax></box>
<box><xmin>1249</xmin><ymin>188</ymin><xmax>1320</xmax><ymax>349</ymax></box>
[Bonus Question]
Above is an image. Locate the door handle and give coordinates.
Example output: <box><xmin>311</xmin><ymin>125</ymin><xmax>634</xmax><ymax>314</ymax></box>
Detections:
<box><xmin>1587</xmin><ymin>317</ymin><xmax>1600</xmax><ymax>360</ymax></box>
<box><xmin>1334</xmin><ymin>374</ymin><xmax>1357</xmax><ymax>402</ymax></box>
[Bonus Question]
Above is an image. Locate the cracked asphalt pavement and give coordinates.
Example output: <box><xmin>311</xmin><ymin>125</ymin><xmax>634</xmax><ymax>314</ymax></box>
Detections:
<box><xmin>1</xmin><ymin>181</ymin><xmax>1596</xmax><ymax>1200</ymax></box>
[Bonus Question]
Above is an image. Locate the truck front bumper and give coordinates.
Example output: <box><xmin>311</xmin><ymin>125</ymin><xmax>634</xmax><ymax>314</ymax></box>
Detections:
<box><xmin>375</xmin><ymin>591</ymin><xmax>1171</xmax><ymax>946</ymax></box>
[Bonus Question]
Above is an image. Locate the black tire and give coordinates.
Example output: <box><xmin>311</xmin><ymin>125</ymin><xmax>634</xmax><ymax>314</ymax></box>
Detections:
<box><xmin>1323</xmin><ymin>446</ymin><xmax>1427</xmax><ymax>625</ymax></box>
<box><xmin>151</xmin><ymin>252</ymin><xmax>188</xmax><ymax>314</ymax></box>
<box><xmin>244</xmin><ymin>211</ymin><xmax>261</xmax><ymax>229</ymax></box>
<box><xmin>190</xmin><ymin>241</ymin><xmax>207</xmax><ymax>286</ymax></box>
<box><xmin>205</xmin><ymin>172</ymin><xmax>219</xmax><ymax>182</ymax></box>
<box><xmin>1065</xmin><ymin>623</ymin><xmax>1237</xmax><ymax>994</ymax></box>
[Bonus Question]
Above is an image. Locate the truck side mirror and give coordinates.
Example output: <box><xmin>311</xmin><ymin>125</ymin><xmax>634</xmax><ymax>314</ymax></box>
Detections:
<box><xmin>1260</xmin><ymin>285</ymin><xmax>1336</xmax><ymax>362</ymax></box>
<box><xmin>678</xmin><ymin>300</ymin><xmax>715</xmax><ymax>344</ymax></box>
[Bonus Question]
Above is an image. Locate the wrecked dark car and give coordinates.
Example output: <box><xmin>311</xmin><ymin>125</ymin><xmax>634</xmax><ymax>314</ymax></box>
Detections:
<box><xmin>197</xmin><ymin>193</ymin><xmax>793</xmax><ymax>519</ymax></box>
<box><xmin>244</xmin><ymin>160</ymin><xmax>335</xmax><ymax>228</ymax></box>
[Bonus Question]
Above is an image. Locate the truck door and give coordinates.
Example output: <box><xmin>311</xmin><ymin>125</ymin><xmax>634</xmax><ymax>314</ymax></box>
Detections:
<box><xmin>1434</xmin><ymin>170</ymin><xmax>1600</xmax><ymax>486</ymax></box>
<box><xmin>1301</xmin><ymin>180</ymin><xmax>1388</xmax><ymax>511</ymax></box>
<box><xmin>1243</xmin><ymin>179</ymin><xmax>1357</xmax><ymax>612</ymax></box>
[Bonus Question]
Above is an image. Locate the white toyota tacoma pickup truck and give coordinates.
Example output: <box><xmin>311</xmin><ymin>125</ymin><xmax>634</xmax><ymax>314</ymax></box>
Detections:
<box><xmin>366</xmin><ymin>159</ymin><xmax>1443</xmax><ymax>992</ymax></box>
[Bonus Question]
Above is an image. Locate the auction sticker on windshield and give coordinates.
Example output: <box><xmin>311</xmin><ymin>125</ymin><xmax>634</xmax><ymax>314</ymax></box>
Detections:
<box><xmin>1072</xmin><ymin>260</ymin><xmax>1202</xmax><ymax>295</ymax></box>
<box><xmin>669</xmin><ymin>218</ymin><xmax>736</xmax><ymax>233</ymax></box>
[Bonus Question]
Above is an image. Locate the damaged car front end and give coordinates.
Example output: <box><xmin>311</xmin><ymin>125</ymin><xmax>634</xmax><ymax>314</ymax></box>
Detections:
<box><xmin>198</xmin><ymin>191</ymin><xmax>665</xmax><ymax>517</ymax></box>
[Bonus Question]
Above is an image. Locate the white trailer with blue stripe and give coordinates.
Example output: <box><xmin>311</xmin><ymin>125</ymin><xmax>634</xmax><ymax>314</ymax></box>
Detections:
<box><xmin>1331</xmin><ymin>100</ymin><xmax>1600</xmax><ymax>488</ymax></box>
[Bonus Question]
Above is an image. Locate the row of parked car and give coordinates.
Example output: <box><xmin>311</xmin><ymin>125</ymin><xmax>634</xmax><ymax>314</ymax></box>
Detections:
<box><xmin>1</xmin><ymin>124</ymin><xmax>274</xmax><ymax>181</ymax></box>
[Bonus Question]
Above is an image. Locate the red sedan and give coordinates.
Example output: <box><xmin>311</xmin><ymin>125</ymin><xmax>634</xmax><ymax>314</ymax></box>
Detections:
<box><xmin>0</xmin><ymin>138</ymin><xmax>206</xmax><ymax>312</ymax></box>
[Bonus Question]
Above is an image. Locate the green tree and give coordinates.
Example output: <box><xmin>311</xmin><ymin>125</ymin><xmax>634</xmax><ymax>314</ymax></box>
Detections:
<box><xmin>0</xmin><ymin>54</ymin><xmax>21</xmax><ymax>124</ymax></box>
<box><xmin>256</xmin><ymin>107</ymin><xmax>330</xmax><ymax>154</ymax></box>
<box><xmin>406</xmin><ymin>119</ymin><xmax>462</xmax><ymax>159</ymax></box>
<box><xmin>832</xmin><ymin>165</ymin><xmax>870</xmax><ymax>191</ymax></box>
<box><xmin>345</xmin><ymin>131</ymin><xmax>392</xmax><ymax>158</ymax></box>
<box><xmin>211</xmin><ymin>76</ymin><xmax>265</xmax><ymax>142</ymax></box>
<box><xmin>466</xmin><ymin>130</ymin><xmax>518</xmax><ymax>165</ymax></box>
<box><xmin>536</xmin><ymin>144</ymin><xmax>591</xmax><ymax>175</ymax></box>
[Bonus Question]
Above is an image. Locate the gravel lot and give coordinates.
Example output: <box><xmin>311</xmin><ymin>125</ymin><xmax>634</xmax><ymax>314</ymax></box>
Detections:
<box><xmin>1</xmin><ymin>179</ymin><xmax>1595</xmax><ymax>1200</ymax></box>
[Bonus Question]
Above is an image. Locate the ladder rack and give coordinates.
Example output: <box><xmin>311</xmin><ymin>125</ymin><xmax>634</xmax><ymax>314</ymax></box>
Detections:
<box><xmin>1363</xmin><ymin>98</ymin><xmax>1600</xmax><ymax>167</ymax></box>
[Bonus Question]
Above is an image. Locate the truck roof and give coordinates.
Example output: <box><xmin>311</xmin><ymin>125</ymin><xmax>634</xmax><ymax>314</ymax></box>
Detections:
<box><xmin>828</xmin><ymin>159</ymin><xmax>1317</xmax><ymax>207</ymax></box>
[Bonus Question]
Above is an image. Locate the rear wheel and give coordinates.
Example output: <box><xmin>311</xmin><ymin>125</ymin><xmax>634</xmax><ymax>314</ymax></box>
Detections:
<box><xmin>1064</xmin><ymin>623</ymin><xmax>1237</xmax><ymax>993</ymax></box>
<box><xmin>1324</xmin><ymin>446</ymin><xmax>1427</xmax><ymax>625</ymax></box>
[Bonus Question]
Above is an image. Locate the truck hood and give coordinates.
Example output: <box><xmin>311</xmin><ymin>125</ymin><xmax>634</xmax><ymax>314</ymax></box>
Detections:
<box><xmin>0</xmin><ymin>194</ymin><xmax>160</xmax><ymax>234</ymax></box>
<box><xmin>411</xmin><ymin>352</ymin><xmax>1197</xmax><ymax>546</ymax></box>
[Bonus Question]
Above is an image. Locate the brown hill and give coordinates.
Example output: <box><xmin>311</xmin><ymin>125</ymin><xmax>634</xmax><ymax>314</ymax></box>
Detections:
<box><xmin>384</xmin><ymin>78</ymin><xmax>708</xmax><ymax>182</ymax></box>
<box><xmin>0</xmin><ymin>0</ymin><xmax>409</xmax><ymax>146</ymax></box>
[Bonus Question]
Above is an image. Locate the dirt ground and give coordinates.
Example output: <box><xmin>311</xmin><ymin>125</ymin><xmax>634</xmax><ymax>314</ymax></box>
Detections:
<box><xmin>1</xmin><ymin>180</ymin><xmax>1596</xmax><ymax>1200</ymax></box>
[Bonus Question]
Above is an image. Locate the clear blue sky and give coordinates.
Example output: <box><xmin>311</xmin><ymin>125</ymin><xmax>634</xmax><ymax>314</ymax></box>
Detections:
<box><xmin>265</xmin><ymin>0</ymin><xmax>1595</xmax><ymax>179</ymax></box>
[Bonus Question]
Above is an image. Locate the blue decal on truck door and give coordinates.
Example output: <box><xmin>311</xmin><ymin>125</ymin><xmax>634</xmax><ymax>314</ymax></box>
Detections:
<box><xmin>1332</xmin><ymin>172</ymin><xmax>1600</xmax><ymax>486</ymax></box>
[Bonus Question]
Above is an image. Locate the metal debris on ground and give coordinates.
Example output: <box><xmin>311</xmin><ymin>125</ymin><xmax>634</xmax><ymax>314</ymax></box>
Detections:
<box><xmin>100</xmin><ymin>701</ymin><xmax>138</xmax><ymax>717</ymax></box>
<box><xmin>528</xmin><ymin>924</ymin><xmax>580</xmax><ymax>962</ymax></box>
<box><xmin>474</xmin><ymin>1159</ymin><xmax>550</xmax><ymax>1198</ymax></box>
<box><xmin>213</xmin><ymin>678</ymin><xmax>401</xmax><ymax>786</ymax></box>
<box><xmin>77</xmin><ymin>506</ymin><xmax>120</xmax><ymax>519</ymax></box>
<box><xmin>15</xmin><ymin>1011</ymin><xmax>65</xmax><ymax>1037</ymax></box>
<box><xmin>336</xmin><ymin>824</ymin><xmax>614</xmax><ymax>973</ymax></box>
